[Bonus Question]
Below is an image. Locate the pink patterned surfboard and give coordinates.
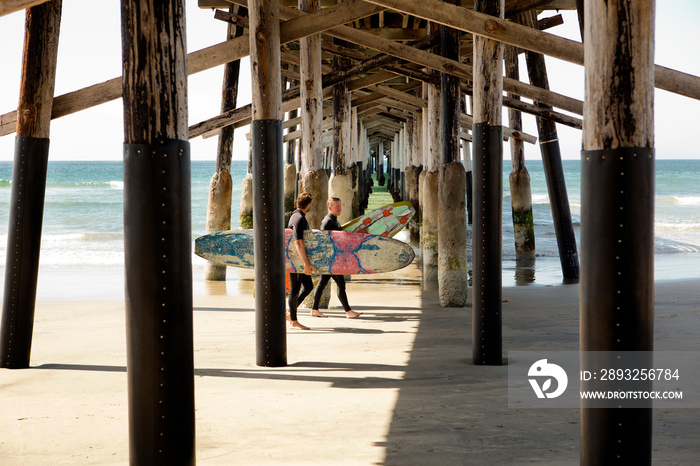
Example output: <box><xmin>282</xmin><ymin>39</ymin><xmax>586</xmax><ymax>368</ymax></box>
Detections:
<box><xmin>341</xmin><ymin>201</ymin><xmax>415</xmax><ymax>237</ymax></box>
<box><xmin>195</xmin><ymin>229</ymin><xmax>415</xmax><ymax>275</ymax></box>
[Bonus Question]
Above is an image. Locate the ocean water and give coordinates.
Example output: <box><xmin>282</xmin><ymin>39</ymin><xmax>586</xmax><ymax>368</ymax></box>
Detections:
<box><xmin>0</xmin><ymin>159</ymin><xmax>698</xmax><ymax>285</ymax></box>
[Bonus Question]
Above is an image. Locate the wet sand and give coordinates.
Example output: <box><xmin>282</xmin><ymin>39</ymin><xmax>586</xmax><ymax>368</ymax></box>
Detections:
<box><xmin>1</xmin><ymin>261</ymin><xmax>699</xmax><ymax>464</ymax></box>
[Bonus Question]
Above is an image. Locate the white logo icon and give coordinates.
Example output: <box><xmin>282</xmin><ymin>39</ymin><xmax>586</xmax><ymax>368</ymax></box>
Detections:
<box><xmin>528</xmin><ymin>359</ymin><xmax>568</xmax><ymax>399</ymax></box>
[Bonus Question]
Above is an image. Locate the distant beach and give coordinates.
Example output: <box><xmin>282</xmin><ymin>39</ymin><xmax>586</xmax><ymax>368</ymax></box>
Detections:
<box><xmin>1</xmin><ymin>159</ymin><xmax>700</xmax><ymax>464</ymax></box>
<box><xmin>1</xmin><ymin>158</ymin><xmax>699</xmax><ymax>298</ymax></box>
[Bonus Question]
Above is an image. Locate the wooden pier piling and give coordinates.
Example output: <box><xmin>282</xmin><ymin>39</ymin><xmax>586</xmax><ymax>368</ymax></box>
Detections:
<box><xmin>406</xmin><ymin>115</ymin><xmax>422</xmax><ymax>242</ymax></box>
<box><xmin>239</xmin><ymin>144</ymin><xmax>254</xmax><ymax>229</ymax></box>
<box><xmin>205</xmin><ymin>4</ymin><xmax>244</xmax><ymax>282</ymax></box>
<box><xmin>523</xmin><ymin>11</ymin><xmax>579</xmax><ymax>281</ymax></box>
<box><xmin>284</xmin><ymin>105</ymin><xmax>298</xmax><ymax>225</ymax></box>
<box><xmin>422</xmin><ymin>78</ymin><xmax>441</xmax><ymax>282</ymax></box>
<box><xmin>580</xmin><ymin>1</ymin><xmax>655</xmax><ymax>463</ymax></box>
<box><xmin>299</xmin><ymin>0</ymin><xmax>328</xmax><ymax>228</ymax></box>
<box><xmin>438</xmin><ymin>6</ymin><xmax>468</xmax><ymax>307</ymax></box>
<box><xmin>249</xmin><ymin>0</ymin><xmax>287</xmax><ymax>368</ymax></box>
<box><xmin>121</xmin><ymin>0</ymin><xmax>195</xmax><ymax>462</ymax></box>
<box><xmin>330</xmin><ymin>50</ymin><xmax>353</xmax><ymax>224</ymax></box>
<box><xmin>472</xmin><ymin>0</ymin><xmax>504</xmax><ymax>365</ymax></box>
<box><xmin>1</xmin><ymin>0</ymin><xmax>61</xmax><ymax>368</ymax></box>
<box><xmin>504</xmin><ymin>42</ymin><xmax>535</xmax><ymax>263</ymax></box>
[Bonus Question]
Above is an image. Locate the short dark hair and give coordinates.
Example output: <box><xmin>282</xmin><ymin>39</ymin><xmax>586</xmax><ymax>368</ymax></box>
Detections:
<box><xmin>327</xmin><ymin>197</ymin><xmax>341</xmax><ymax>208</ymax></box>
<box><xmin>297</xmin><ymin>192</ymin><xmax>313</xmax><ymax>209</ymax></box>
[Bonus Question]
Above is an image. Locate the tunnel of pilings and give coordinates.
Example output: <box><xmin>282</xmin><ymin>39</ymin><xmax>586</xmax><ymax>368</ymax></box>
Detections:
<box><xmin>1</xmin><ymin>1</ymin><xmax>698</xmax><ymax>463</ymax></box>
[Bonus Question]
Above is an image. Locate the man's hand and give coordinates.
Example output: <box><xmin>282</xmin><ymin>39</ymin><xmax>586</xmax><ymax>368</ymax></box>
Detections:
<box><xmin>294</xmin><ymin>239</ymin><xmax>315</xmax><ymax>275</ymax></box>
<box><xmin>303</xmin><ymin>261</ymin><xmax>315</xmax><ymax>275</ymax></box>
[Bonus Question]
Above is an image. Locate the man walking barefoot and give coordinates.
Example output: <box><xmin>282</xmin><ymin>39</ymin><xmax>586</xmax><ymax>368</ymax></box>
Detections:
<box><xmin>287</xmin><ymin>192</ymin><xmax>316</xmax><ymax>330</ymax></box>
<box><xmin>311</xmin><ymin>197</ymin><xmax>362</xmax><ymax>319</ymax></box>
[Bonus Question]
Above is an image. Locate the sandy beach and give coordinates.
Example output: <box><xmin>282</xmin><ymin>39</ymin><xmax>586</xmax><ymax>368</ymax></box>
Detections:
<box><xmin>1</xmin><ymin>258</ymin><xmax>700</xmax><ymax>464</ymax></box>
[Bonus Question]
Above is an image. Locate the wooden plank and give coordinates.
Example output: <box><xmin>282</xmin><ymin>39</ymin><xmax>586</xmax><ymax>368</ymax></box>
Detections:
<box><xmin>460</xmin><ymin>113</ymin><xmax>537</xmax><ymax>144</ymax></box>
<box><xmin>201</xmin><ymin>0</ymin><xmax>578</xmax><ymax>8</ymax></box>
<box><xmin>2</xmin><ymin>0</ymin><xmax>588</xmax><ymax>138</ymax></box>
<box><xmin>275</xmin><ymin>3</ymin><xmax>584</xmax><ymax>115</ymax></box>
<box><xmin>194</xmin><ymin>69</ymin><xmax>398</xmax><ymax>140</ymax></box>
<box><xmin>385</xmin><ymin>62</ymin><xmax>582</xmax><ymax>129</ymax></box>
<box><xmin>374</xmin><ymin>96</ymin><xmax>422</xmax><ymax>115</ymax></box>
<box><xmin>364</xmin><ymin>0</ymin><xmax>700</xmax><ymax>100</ymax></box>
<box><xmin>279</xmin><ymin>0</ymin><xmax>385</xmax><ymax>46</ymax></box>
<box><xmin>0</xmin><ymin>0</ymin><xmax>49</xmax><ymax>17</ymax></box>
<box><xmin>368</xmin><ymin>84</ymin><xmax>427</xmax><ymax>109</ymax></box>
<box><xmin>0</xmin><ymin>0</ymin><xmax>384</xmax><ymax>136</ymax></box>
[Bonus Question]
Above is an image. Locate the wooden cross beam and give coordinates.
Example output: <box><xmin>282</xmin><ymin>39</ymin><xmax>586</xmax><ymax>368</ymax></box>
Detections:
<box><xmin>364</xmin><ymin>0</ymin><xmax>700</xmax><ymax>100</ymax></box>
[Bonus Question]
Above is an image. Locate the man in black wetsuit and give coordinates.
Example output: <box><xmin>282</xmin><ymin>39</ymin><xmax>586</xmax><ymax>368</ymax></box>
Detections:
<box><xmin>287</xmin><ymin>192</ymin><xmax>315</xmax><ymax>330</ymax></box>
<box><xmin>311</xmin><ymin>197</ymin><xmax>362</xmax><ymax>319</ymax></box>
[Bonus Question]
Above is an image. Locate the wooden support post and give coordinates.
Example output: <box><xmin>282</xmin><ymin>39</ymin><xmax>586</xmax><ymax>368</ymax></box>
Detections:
<box><xmin>580</xmin><ymin>1</ymin><xmax>655</xmax><ymax>464</ymax></box>
<box><xmin>394</xmin><ymin>132</ymin><xmax>400</xmax><ymax>201</ymax></box>
<box><xmin>388</xmin><ymin>139</ymin><xmax>395</xmax><ymax>197</ymax></box>
<box><xmin>523</xmin><ymin>11</ymin><xmax>579</xmax><ymax>281</ymax></box>
<box><xmin>504</xmin><ymin>42</ymin><xmax>535</xmax><ymax>264</ymax></box>
<box><xmin>121</xmin><ymin>0</ymin><xmax>195</xmax><ymax>462</ymax></box>
<box><xmin>394</xmin><ymin>134</ymin><xmax>401</xmax><ymax>201</ymax></box>
<box><xmin>575</xmin><ymin>0</ymin><xmax>585</xmax><ymax>41</ymax></box>
<box><xmin>394</xmin><ymin>133</ymin><xmax>406</xmax><ymax>202</ymax></box>
<box><xmin>472</xmin><ymin>0</ymin><xmax>504</xmax><ymax>365</ymax></box>
<box><xmin>358</xmin><ymin>117</ymin><xmax>370</xmax><ymax>212</ymax></box>
<box><xmin>399</xmin><ymin>131</ymin><xmax>405</xmax><ymax>201</ymax></box>
<box><xmin>205</xmin><ymin>4</ymin><xmax>244</xmax><ymax>281</ymax></box>
<box><xmin>422</xmin><ymin>78</ymin><xmax>441</xmax><ymax>283</ymax></box>
<box><xmin>396</xmin><ymin>136</ymin><xmax>401</xmax><ymax>201</ymax></box>
<box><xmin>1</xmin><ymin>0</ymin><xmax>61</xmax><ymax>369</ymax></box>
<box><xmin>351</xmin><ymin>158</ymin><xmax>360</xmax><ymax>219</ymax></box>
<box><xmin>329</xmin><ymin>49</ymin><xmax>353</xmax><ymax>220</ymax></box>
<box><xmin>438</xmin><ymin>2</ymin><xmax>468</xmax><ymax>307</ymax></box>
<box><xmin>407</xmin><ymin>114</ymin><xmax>422</xmax><ymax>241</ymax></box>
<box><xmin>377</xmin><ymin>141</ymin><xmax>385</xmax><ymax>186</ymax></box>
<box><xmin>399</xmin><ymin>128</ymin><xmax>406</xmax><ymax>201</ymax></box>
<box><xmin>286</xmin><ymin>107</ymin><xmax>298</xmax><ymax>166</ymax></box>
<box><xmin>323</xmin><ymin>48</ymin><xmax>354</xmax><ymax>309</ymax></box>
<box><xmin>249</xmin><ymin>0</ymin><xmax>286</xmax><ymax>367</ymax></box>
<box><xmin>239</xmin><ymin>142</ymin><xmax>254</xmax><ymax>229</ymax></box>
<box><xmin>463</xmin><ymin>94</ymin><xmax>473</xmax><ymax>225</ymax></box>
<box><xmin>419</xmin><ymin>92</ymin><xmax>429</xmax><ymax>235</ymax></box>
<box><xmin>299</xmin><ymin>0</ymin><xmax>328</xmax><ymax>228</ymax></box>
<box><xmin>354</xmin><ymin>109</ymin><xmax>365</xmax><ymax>215</ymax></box>
<box><xmin>386</xmin><ymin>147</ymin><xmax>392</xmax><ymax>192</ymax></box>
<box><xmin>284</xmin><ymin>107</ymin><xmax>298</xmax><ymax>225</ymax></box>
<box><xmin>462</xmin><ymin>134</ymin><xmax>473</xmax><ymax>225</ymax></box>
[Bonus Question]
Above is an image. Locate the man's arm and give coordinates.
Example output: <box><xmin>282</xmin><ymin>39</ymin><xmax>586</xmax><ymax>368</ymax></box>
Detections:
<box><xmin>294</xmin><ymin>239</ymin><xmax>314</xmax><ymax>275</ymax></box>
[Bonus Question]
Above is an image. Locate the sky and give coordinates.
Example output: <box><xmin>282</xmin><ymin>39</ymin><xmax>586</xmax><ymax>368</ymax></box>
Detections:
<box><xmin>0</xmin><ymin>1</ymin><xmax>699</xmax><ymax>162</ymax></box>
